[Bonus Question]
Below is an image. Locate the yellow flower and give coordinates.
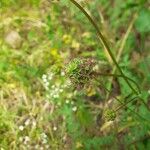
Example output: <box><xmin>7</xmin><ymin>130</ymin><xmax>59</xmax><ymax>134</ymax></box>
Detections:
<box><xmin>71</xmin><ymin>40</ymin><xmax>80</xmax><ymax>49</ymax></box>
<box><xmin>86</xmin><ymin>85</ymin><xmax>96</xmax><ymax>96</ymax></box>
<box><xmin>8</xmin><ymin>83</ymin><xmax>16</xmax><ymax>89</ymax></box>
<box><xmin>76</xmin><ymin>141</ymin><xmax>83</xmax><ymax>149</ymax></box>
<box><xmin>62</xmin><ymin>34</ymin><xmax>72</xmax><ymax>44</ymax></box>
<box><xmin>50</xmin><ymin>48</ymin><xmax>58</xmax><ymax>56</ymax></box>
<box><xmin>82</xmin><ymin>32</ymin><xmax>91</xmax><ymax>38</ymax></box>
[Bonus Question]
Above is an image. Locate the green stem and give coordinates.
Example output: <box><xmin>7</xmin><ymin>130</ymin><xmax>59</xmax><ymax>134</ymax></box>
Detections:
<box><xmin>70</xmin><ymin>0</ymin><xmax>139</xmax><ymax>94</ymax></box>
<box><xmin>98</xmin><ymin>80</ymin><xmax>149</xmax><ymax>122</ymax></box>
<box><xmin>97</xmin><ymin>73</ymin><xmax>149</xmax><ymax>111</ymax></box>
<box><xmin>115</xmin><ymin>97</ymin><xmax>137</xmax><ymax>112</ymax></box>
<box><xmin>96</xmin><ymin>73</ymin><xmax>141</xmax><ymax>93</ymax></box>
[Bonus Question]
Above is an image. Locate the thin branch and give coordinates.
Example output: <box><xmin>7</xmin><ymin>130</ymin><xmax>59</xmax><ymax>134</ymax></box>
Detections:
<box><xmin>97</xmin><ymin>79</ymin><xmax>149</xmax><ymax>122</ymax></box>
<box><xmin>96</xmin><ymin>73</ymin><xmax>140</xmax><ymax>93</ymax></box>
<box><xmin>70</xmin><ymin>0</ymin><xmax>139</xmax><ymax>94</ymax></box>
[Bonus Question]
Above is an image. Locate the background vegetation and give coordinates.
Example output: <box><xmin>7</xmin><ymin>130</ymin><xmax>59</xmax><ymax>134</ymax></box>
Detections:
<box><xmin>0</xmin><ymin>0</ymin><xmax>150</xmax><ymax>149</ymax></box>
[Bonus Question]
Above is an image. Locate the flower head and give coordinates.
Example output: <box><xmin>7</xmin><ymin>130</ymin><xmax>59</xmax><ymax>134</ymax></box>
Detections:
<box><xmin>66</xmin><ymin>58</ymin><xmax>95</xmax><ymax>88</ymax></box>
<box><xmin>104</xmin><ymin>109</ymin><xmax>116</xmax><ymax>121</ymax></box>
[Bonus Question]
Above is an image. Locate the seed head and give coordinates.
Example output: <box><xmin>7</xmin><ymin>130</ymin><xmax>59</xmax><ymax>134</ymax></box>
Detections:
<box><xmin>104</xmin><ymin>109</ymin><xmax>116</xmax><ymax>121</ymax></box>
<box><xmin>66</xmin><ymin>58</ymin><xmax>95</xmax><ymax>88</ymax></box>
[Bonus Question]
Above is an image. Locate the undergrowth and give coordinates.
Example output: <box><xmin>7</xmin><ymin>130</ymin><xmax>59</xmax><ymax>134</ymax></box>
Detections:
<box><xmin>0</xmin><ymin>0</ymin><xmax>150</xmax><ymax>149</ymax></box>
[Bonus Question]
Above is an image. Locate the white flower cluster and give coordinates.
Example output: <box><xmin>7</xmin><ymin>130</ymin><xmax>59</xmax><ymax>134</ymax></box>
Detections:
<box><xmin>19</xmin><ymin>125</ymin><xmax>24</xmax><ymax>131</ymax></box>
<box><xmin>42</xmin><ymin>72</ymin><xmax>71</xmax><ymax>100</ymax></box>
<box><xmin>19</xmin><ymin>136</ymin><xmax>30</xmax><ymax>145</ymax></box>
<box><xmin>42</xmin><ymin>73</ymin><xmax>53</xmax><ymax>90</ymax></box>
<box><xmin>42</xmin><ymin>72</ymin><xmax>77</xmax><ymax>112</ymax></box>
<box><xmin>48</xmin><ymin>84</ymin><xmax>64</xmax><ymax>99</ymax></box>
<box><xmin>41</xmin><ymin>132</ymin><xmax>48</xmax><ymax>144</ymax></box>
<box><xmin>53</xmin><ymin>126</ymin><xmax>57</xmax><ymax>131</ymax></box>
<box><xmin>18</xmin><ymin>118</ymin><xmax>37</xmax><ymax>148</ymax></box>
<box><xmin>19</xmin><ymin>118</ymin><xmax>36</xmax><ymax>132</ymax></box>
<box><xmin>43</xmin><ymin>73</ymin><xmax>61</xmax><ymax>99</ymax></box>
<box><xmin>25</xmin><ymin>118</ymin><xmax>36</xmax><ymax>128</ymax></box>
<box><xmin>65</xmin><ymin>99</ymin><xmax>77</xmax><ymax>112</ymax></box>
<box><xmin>19</xmin><ymin>132</ymin><xmax>50</xmax><ymax>149</ymax></box>
<box><xmin>72</xmin><ymin>106</ymin><xmax>77</xmax><ymax>112</ymax></box>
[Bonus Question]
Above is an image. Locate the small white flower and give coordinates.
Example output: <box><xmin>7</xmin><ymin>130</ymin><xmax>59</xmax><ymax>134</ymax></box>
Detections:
<box><xmin>50</xmin><ymin>92</ymin><xmax>54</xmax><ymax>97</ymax></box>
<box><xmin>32</xmin><ymin>121</ymin><xmax>36</xmax><ymax>128</ymax></box>
<box><xmin>66</xmin><ymin>80</ymin><xmax>71</xmax><ymax>86</ymax></box>
<box><xmin>59</xmin><ymin>89</ymin><xmax>63</xmax><ymax>93</ymax></box>
<box><xmin>51</xmin><ymin>85</ymin><xmax>55</xmax><ymax>89</ymax></box>
<box><xmin>54</xmin><ymin>88</ymin><xmax>59</xmax><ymax>92</ymax></box>
<box><xmin>45</xmin><ymin>82</ymin><xmax>49</xmax><ymax>87</ymax></box>
<box><xmin>42</xmin><ymin>74</ymin><xmax>47</xmax><ymax>80</ymax></box>
<box><xmin>19</xmin><ymin>137</ymin><xmax>23</xmax><ymax>142</ymax></box>
<box><xmin>65</xmin><ymin>100</ymin><xmax>69</xmax><ymax>104</ymax></box>
<box><xmin>45</xmin><ymin>86</ymin><xmax>49</xmax><ymax>90</ymax></box>
<box><xmin>53</xmin><ymin>126</ymin><xmax>57</xmax><ymax>131</ymax></box>
<box><xmin>43</xmin><ymin>78</ymin><xmax>47</xmax><ymax>83</ymax></box>
<box><xmin>24</xmin><ymin>136</ymin><xmax>30</xmax><ymax>142</ymax></box>
<box><xmin>48</xmin><ymin>75</ymin><xmax>53</xmax><ymax>80</ymax></box>
<box><xmin>40</xmin><ymin>117</ymin><xmax>43</xmax><ymax>121</ymax></box>
<box><xmin>35</xmin><ymin>145</ymin><xmax>39</xmax><ymax>149</ymax></box>
<box><xmin>45</xmin><ymin>145</ymin><xmax>49</xmax><ymax>149</ymax></box>
<box><xmin>41</xmin><ymin>133</ymin><xmax>47</xmax><ymax>138</ymax></box>
<box><xmin>148</xmin><ymin>90</ymin><xmax>150</xmax><ymax>94</ymax></box>
<box><xmin>42</xmin><ymin>139</ymin><xmax>48</xmax><ymax>144</ymax></box>
<box><xmin>71</xmin><ymin>101</ymin><xmax>74</xmax><ymax>105</ymax></box>
<box><xmin>53</xmin><ymin>94</ymin><xmax>59</xmax><ymax>98</ymax></box>
<box><xmin>19</xmin><ymin>125</ymin><xmax>24</xmax><ymax>131</ymax></box>
<box><xmin>61</xmin><ymin>71</ymin><xmax>65</xmax><ymax>76</ymax></box>
<box><xmin>40</xmin><ymin>147</ymin><xmax>44</xmax><ymax>150</ymax></box>
<box><xmin>68</xmin><ymin>93</ymin><xmax>73</xmax><ymax>98</ymax></box>
<box><xmin>72</xmin><ymin>106</ymin><xmax>77</xmax><ymax>112</ymax></box>
<box><xmin>25</xmin><ymin>119</ymin><xmax>30</xmax><ymax>126</ymax></box>
<box><xmin>63</xmin><ymin>135</ymin><xmax>67</xmax><ymax>141</ymax></box>
<box><xmin>62</xmin><ymin>84</ymin><xmax>66</xmax><ymax>88</ymax></box>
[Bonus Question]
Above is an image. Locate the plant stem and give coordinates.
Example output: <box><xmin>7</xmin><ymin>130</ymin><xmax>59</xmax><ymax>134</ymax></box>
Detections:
<box><xmin>95</xmin><ymin>72</ymin><xmax>140</xmax><ymax>93</ymax></box>
<box><xmin>70</xmin><ymin>0</ymin><xmax>139</xmax><ymax>94</ymax></box>
<box><xmin>98</xmin><ymin>79</ymin><xmax>149</xmax><ymax>122</ymax></box>
<box><xmin>115</xmin><ymin>97</ymin><xmax>137</xmax><ymax>112</ymax></box>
